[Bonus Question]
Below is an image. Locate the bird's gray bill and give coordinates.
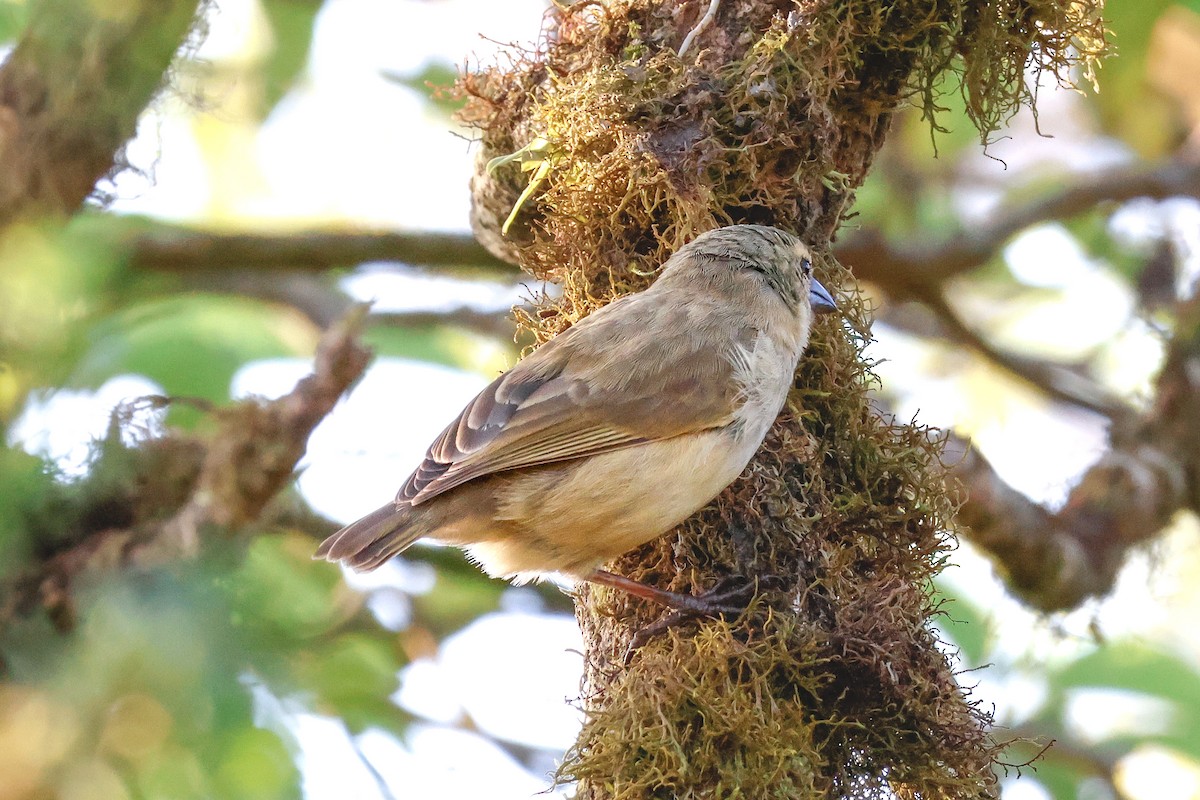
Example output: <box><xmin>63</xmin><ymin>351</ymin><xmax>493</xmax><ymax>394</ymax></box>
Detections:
<box><xmin>809</xmin><ymin>279</ymin><xmax>837</xmax><ymax>314</ymax></box>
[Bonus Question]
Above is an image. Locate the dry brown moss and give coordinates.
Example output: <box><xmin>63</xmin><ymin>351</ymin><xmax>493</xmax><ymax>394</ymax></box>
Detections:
<box><xmin>457</xmin><ymin>1</ymin><xmax>1104</xmax><ymax>797</ymax></box>
<box><xmin>558</xmin><ymin>268</ymin><xmax>997</xmax><ymax>798</ymax></box>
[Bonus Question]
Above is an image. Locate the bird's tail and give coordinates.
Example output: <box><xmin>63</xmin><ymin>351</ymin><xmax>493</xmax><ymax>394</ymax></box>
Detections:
<box><xmin>315</xmin><ymin>502</ymin><xmax>428</xmax><ymax>571</ymax></box>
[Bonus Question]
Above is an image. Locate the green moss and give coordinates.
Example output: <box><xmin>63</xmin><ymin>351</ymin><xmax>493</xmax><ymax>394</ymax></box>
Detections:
<box><xmin>459</xmin><ymin>1</ymin><xmax>1105</xmax><ymax>797</ymax></box>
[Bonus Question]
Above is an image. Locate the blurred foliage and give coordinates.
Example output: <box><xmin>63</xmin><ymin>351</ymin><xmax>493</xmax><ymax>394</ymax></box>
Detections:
<box><xmin>259</xmin><ymin>0</ymin><xmax>323</xmax><ymax>117</ymax></box>
<box><xmin>0</xmin><ymin>539</ymin><xmax>369</xmax><ymax>800</ymax></box>
<box><xmin>71</xmin><ymin>295</ymin><xmax>318</xmax><ymax>427</ymax></box>
<box><xmin>937</xmin><ymin>600</ymin><xmax>1200</xmax><ymax>800</ymax></box>
<box><xmin>1087</xmin><ymin>0</ymin><xmax>1199</xmax><ymax>156</ymax></box>
<box><xmin>0</xmin><ymin>0</ymin><xmax>25</xmax><ymax>42</ymax></box>
<box><xmin>383</xmin><ymin>60</ymin><xmax>466</xmax><ymax>116</ymax></box>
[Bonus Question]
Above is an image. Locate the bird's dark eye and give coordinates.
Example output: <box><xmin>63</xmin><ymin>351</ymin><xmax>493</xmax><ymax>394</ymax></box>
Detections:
<box><xmin>800</xmin><ymin>257</ymin><xmax>812</xmax><ymax>277</ymax></box>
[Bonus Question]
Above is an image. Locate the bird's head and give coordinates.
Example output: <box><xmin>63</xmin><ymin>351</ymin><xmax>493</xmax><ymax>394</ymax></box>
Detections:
<box><xmin>660</xmin><ymin>224</ymin><xmax>838</xmax><ymax>322</ymax></box>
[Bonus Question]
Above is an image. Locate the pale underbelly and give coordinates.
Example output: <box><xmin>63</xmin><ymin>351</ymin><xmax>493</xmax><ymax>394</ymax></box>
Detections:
<box><xmin>464</xmin><ymin>428</ymin><xmax>757</xmax><ymax>580</ymax></box>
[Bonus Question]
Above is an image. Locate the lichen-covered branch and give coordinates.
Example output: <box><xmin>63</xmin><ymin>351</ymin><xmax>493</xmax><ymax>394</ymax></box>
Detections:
<box><xmin>0</xmin><ymin>0</ymin><xmax>204</xmax><ymax>225</ymax></box>
<box><xmin>456</xmin><ymin>1</ymin><xmax>1104</xmax><ymax>798</ymax></box>
<box><xmin>950</xmin><ymin>285</ymin><xmax>1200</xmax><ymax>611</ymax></box>
<box><xmin>0</xmin><ymin>310</ymin><xmax>371</xmax><ymax>632</ymax></box>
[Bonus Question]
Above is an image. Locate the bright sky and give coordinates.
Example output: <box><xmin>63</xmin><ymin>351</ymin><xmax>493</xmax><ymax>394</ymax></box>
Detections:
<box><xmin>8</xmin><ymin>0</ymin><xmax>1200</xmax><ymax>798</ymax></box>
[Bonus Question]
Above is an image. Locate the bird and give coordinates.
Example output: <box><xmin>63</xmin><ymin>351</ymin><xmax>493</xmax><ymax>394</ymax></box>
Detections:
<box><xmin>316</xmin><ymin>224</ymin><xmax>837</xmax><ymax>610</ymax></box>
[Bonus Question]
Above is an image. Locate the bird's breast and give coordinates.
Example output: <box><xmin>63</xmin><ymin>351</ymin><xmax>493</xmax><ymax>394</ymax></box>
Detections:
<box><xmin>728</xmin><ymin>328</ymin><xmax>801</xmax><ymax>448</ymax></box>
<box><xmin>463</xmin><ymin>328</ymin><xmax>802</xmax><ymax>582</ymax></box>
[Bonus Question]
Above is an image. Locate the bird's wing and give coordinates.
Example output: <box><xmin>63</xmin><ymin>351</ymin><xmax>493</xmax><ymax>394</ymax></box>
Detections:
<box><xmin>400</xmin><ymin>299</ymin><xmax>750</xmax><ymax>506</ymax></box>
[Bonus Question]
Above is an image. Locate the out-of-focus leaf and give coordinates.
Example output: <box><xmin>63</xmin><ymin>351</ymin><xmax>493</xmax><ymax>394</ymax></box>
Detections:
<box><xmin>1050</xmin><ymin>644</ymin><xmax>1200</xmax><ymax>708</ymax></box>
<box><xmin>410</xmin><ymin>568</ymin><xmax>507</xmax><ymax>638</ymax></box>
<box><xmin>1088</xmin><ymin>0</ymin><xmax>1186</xmax><ymax>156</ymax></box>
<box><xmin>0</xmin><ymin>447</ymin><xmax>51</xmax><ymax>578</ymax></box>
<box><xmin>132</xmin><ymin>744</ymin><xmax>211</xmax><ymax>799</ymax></box>
<box><xmin>1062</xmin><ymin>214</ymin><xmax>1142</xmax><ymax>282</ymax></box>
<box><xmin>363</xmin><ymin>323</ymin><xmax>512</xmax><ymax>375</ymax></box>
<box><xmin>897</xmin><ymin>65</ymin><xmax>984</xmax><ymax>157</ymax></box>
<box><xmin>1020</xmin><ymin>759</ymin><xmax>1085</xmax><ymax>800</ymax></box>
<box><xmin>294</xmin><ymin>633</ymin><xmax>406</xmax><ymax>733</ymax></box>
<box><xmin>0</xmin><ymin>221</ymin><xmax>126</xmax><ymax>387</ymax></box>
<box><xmin>228</xmin><ymin>532</ymin><xmax>359</xmax><ymax>641</ymax></box>
<box><xmin>69</xmin><ymin>295</ymin><xmax>319</xmax><ymax>425</ymax></box>
<box><xmin>214</xmin><ymin>727</ymin><xmax>300</xmax><ymax>800</ymax></box>
<box><xmin>1037</xmin><ymin>644</ymin><xmax>1200</xmax><ymax>760</ymax></box>
<box><xmin>259</xmin><ymin>0</ymin><xmax>323</xmax><ymax>117</ymax></box>
<box><xmin>931</xmin><ymin>583</ymin><xmax>990</xmax><ymax>666</ymax></box>
<box><xmin>0</xmin><ymin>1</ymin><xmax>27</xmax><ymax>43</ymax></box>
<box><xmin>1145</xmin><ymin>6</ymin><xmax>1200</xmax><ymax>145</ymax></box>
<box><xmin>383</xmin><ymin>60</ymin><xmax>464</xmax><ymax>115</ymax></box>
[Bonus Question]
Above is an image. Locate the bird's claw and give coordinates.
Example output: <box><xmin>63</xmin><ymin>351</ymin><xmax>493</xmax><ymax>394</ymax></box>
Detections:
<box><xmin>623</xmin><ymin>574</ymin><xmax>762</xmax><ymax>665</ymax></box>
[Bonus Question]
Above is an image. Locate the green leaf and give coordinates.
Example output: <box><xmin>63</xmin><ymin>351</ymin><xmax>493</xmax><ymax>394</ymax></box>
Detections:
<box><xmin>1051</xmin><ymin>644</ymin><xmax>1200</xmax><ymax>708</ymax></box>
<box><xmin>0</xmin><ymin>219</ymin><xmax>127</xmax><ymax>386</ymax></box>
<box><xmin>228</xmin><ymin>533</ymin><xmax>354</xmax><ymax>641</ymax></box>
<box><xmin>259</xmin><ymin>0</ymin><xmax>323</xmax><ymax>117</ymax></box>
<box><xmin>70</xmin><ymin>295</ymin><xmax>319</xmax><ymax>424</ymax></box>
<box><xmin>898</xmin><ymin>65</ymin><xmax>985</xmax><ymax>156</ymax></box>
<box><xmin>294</xmin><ymin>633</ymin><xmax>406</xmax><ymax>733</ymax></box>
<box><xmin>362</xmin><ymin>323</ymin><xmax>511</xmax><ymax>373</ymax></box>
<box><xmin>1060</xmin><ymin>214</ymin><xmax>1142</xmax><ymax>283</ymax></box>
<box><xmin>214</xmin><ymin>727</ymin><xmax>300</xmax><ymax>800</ymax></box>
<box><xmin>1088</xmin><ymin>0</ymin><xmax>1186</xmax><ymax>156</ymax></box>
<box><xmin>930</xmin><ymin>583</ymin><xmax>990</xmax><ymax>666</ymax></box>
<box><xmin>133</xmin><ymin>745</ymin><xmax>212</xmax><ymax>800</ymax></box>
<box><xmin>0</xmin><ymin>447</ymin><xmax>52</xmax><ymax>579</ymax></box>
<box><xmin>1020</xmin><ymin>758</ymin><xmax>1085</xmax><ymax>800</ymax></box>
<box><xmin>1040</xmin><ymin>643</ymin><xmax>1200</xmax><ymax>760</ymax></box>
<box><xmin>0</xmin><ymin>1</ymin><xmax>28</xmax><ymax>43</ymax></box>
<box><xmin>410</xmin><ymin>567</ymin><xmax>507</xmax><ymax>638</ymax></box>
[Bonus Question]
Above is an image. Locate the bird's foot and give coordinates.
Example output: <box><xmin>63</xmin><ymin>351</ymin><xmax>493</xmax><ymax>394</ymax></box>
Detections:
<box><xmin>585</xmin><ymin>570</ymin><xmax>762</xmax><ymax>664</ymax></box>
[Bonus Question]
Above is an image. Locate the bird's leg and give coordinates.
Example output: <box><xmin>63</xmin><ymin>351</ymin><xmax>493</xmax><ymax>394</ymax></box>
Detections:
<box><xmin>586</xmin><ymin>569</ymin><xmax>756</xmax><ymax>616</ymax></box>
<box><xmin>586</xmin><ymin>525</ymin><xmax>784</xmax><ymax>661</ymax></box>
<box><xmin>586</xmin><ymin>569</ymin><xmax>760</xmax><ymax>661</ymax></box>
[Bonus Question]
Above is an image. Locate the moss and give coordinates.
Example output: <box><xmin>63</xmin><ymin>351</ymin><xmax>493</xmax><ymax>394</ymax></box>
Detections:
<box><xmin>458</xmin><ymin>1</ymin><xmax>1104</xmax><ymax>797</ymax></box>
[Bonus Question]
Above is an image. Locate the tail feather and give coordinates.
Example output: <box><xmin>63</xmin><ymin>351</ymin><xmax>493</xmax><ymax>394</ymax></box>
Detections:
<box><xmin>315</xmin><ymin>503</ymin><xmax>425</xmax><ymax>571</ymax></box>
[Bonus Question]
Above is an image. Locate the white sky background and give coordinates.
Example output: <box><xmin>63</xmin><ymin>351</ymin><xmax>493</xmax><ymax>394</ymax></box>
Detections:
<box><xmin>8</xmin><ymin>0</ymin><xmax>1200</xmax><ymax>797</ymax></box>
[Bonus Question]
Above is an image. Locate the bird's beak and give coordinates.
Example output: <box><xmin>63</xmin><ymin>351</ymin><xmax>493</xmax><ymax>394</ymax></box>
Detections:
<box><xmin>809</xmin><ymin>279</ymin><xmax>837</xmax><ymax>314</ymax></box>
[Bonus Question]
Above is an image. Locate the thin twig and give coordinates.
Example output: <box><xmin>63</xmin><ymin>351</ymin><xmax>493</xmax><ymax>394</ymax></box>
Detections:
<box><xmin>915</xmin><ymin>292</ymin><xmax>1129</xmax><ymax>418</ymax></box>
<box><xmin>126</xmin><ymin>226</ymin><xmax>518</xmax><ymax>276</ymax></box>
<box><xmin>839</xmin><ymin>157</ymin><xmax>1200</xmax><ymax>295</ymax></box>
<box><xmin>678</xmin><ymin>0</ymin><xmax>720</xmax><ymax>57</ymax></box>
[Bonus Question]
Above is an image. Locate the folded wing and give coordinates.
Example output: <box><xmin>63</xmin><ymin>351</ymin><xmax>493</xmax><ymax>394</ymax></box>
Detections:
<box><xmin>400</xmin><ymin>302</ymin><xmax>750</xmax><ymax>506</ymax></box>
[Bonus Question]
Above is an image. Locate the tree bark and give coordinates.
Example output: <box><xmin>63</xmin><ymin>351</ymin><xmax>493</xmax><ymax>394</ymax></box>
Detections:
<box><xmin>0</xmin><ymin>0</ymin><xmax>202</xmax><ymax>225</ymax></box>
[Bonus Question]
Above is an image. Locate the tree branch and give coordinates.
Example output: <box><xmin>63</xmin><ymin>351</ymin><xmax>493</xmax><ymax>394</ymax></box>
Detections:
<box><xmin>0</xmin><ymin>308</ymin><xmax>372</xmax><ymax>631</ymax></box>
<box><xmin>115</xmin><ymin>159</ymin><xmax>1200</xmax><ymax>290</ymax></box>
<box><xmin>125</xmin><ymin>225</ymin><xmax>518</xmax><ymax>277</ymax></box>
<box><xmin>0</xmin><ymin>0</ymin><xmax>203</xmax><ymax>225</ymax></box>
<box><xmin>838</xmin><ymin>157</ymin><xmax>1200</xmax><ymax>297</ymax></box>
<box><xmin>173</xmin><ymin>269</ymin><xmax>519</xmax><ymax>338</ymax></box>
<box><xmin>879</xmin><ymin>296</ymin><xmax>1130</xmax><ymax>418</ymax></box>
<box><xmin>947</xmin><ymin>285</ymin><xmax>1200</xmax><ymax>611</ymax></box>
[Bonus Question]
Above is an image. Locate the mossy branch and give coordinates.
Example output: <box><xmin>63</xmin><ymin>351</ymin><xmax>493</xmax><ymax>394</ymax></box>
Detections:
<box><xmin>0</xmin><ymin>309</ymin><xmax>371</xmax><ymax>634</ymax></box>
<box><xmin>456</xmin><ymin>0</ymin><xmax>1105</xmax><ymax>797</ymax></box>
<box><xmin>0</xmin><ymin>0</ymin><xmax>205</xmax><ymax>225</ymax></box>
